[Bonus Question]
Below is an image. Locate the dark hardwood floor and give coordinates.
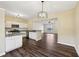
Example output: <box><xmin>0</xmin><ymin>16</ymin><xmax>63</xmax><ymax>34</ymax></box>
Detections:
<box><xmin>2</xmin><ymin>34</ymin><xmax>78</xmax><ymax>57</ymax></box>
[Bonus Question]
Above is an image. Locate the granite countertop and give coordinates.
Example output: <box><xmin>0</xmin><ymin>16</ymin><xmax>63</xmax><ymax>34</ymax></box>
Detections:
<box><xmin>6</xmin><ymin>33</ymin><xmax>26</xmax><ymax>37</ymax></box>
<box><xmin>5</xmin><ymin>29</ymin><xmax>42</xmax><ymax>37</ymax></box>
<box><xmin>25</xmin><ymin>30</ymin><xmax>41</xmax><ymax>32</ymax></box>
<box><xmin>44</xmin><ymin>32</ymin><xmax>57</xmax><ymax>34</ymax></box>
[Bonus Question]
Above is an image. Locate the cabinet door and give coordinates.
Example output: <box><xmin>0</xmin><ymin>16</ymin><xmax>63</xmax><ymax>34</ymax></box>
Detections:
<box><xmin>6</xmin><ymin>37</ymin><xmax>15</xmax><ymax>52</ymax></box>
<box><xmin>14</xmin><ymin>36</ymin><xmax>22</xmax><ymax>48</ymax></box>
<box><xmin>29</xmin><ymin>32</ymin><xmax>37</xmax><ymax>40</ymax></box>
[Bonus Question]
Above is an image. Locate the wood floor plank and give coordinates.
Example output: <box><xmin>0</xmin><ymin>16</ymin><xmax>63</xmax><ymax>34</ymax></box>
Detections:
<box><xmin>25</xmin><ymin>46</ymin><xmax>47</xmax><ymax>57</ymax></box>
<box><xmin>31</xmin><ymin>44</ymin><xmax>68</xmax><ymax>57</ymax></box>
<box><xmin>16</xmin><ymin>48</ymin><xmax>31</xmax><ymax>57</ymax></box>
<box><xmin>9</xmin><ymin>50</ymin><xmax>22</xmax><ymax>57</ymax></box>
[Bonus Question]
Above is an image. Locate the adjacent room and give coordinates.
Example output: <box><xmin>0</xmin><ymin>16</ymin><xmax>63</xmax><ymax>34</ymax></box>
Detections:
<box><xmin>0</xmin><ymin>1</ymin><xmax>79</xmax><ymax>57</ymax></box>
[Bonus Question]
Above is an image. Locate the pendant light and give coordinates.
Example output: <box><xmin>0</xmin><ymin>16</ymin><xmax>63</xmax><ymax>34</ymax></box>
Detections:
<box><xmin>37</xmin><ymin>1</ymin><xmax>48</xmax><ymax>19</ymax></box>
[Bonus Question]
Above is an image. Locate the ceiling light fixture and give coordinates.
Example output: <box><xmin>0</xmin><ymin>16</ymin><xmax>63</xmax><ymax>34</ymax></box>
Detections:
<box><xmin>37</xmin><ymin>1</ymin><xmax>48</xmax><ymax>19</ymax></box>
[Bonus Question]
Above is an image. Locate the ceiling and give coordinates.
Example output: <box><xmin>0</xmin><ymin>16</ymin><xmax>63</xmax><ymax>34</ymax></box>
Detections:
<box><xmin>0</xmin><ymin>1</ymin><xmax>77</xmax><ymax>19</ymax></box>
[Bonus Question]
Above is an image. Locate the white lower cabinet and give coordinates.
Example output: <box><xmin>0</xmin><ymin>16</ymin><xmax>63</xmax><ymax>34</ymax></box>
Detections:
<box><xmin>29</xmin><ymin>32</ymin><xmax>37</xmax><ymax>40</ymax></box>
<box><xmin>29</xmin><ymin>32</ymin><xmax>42</xmax><ymax>41</ymax></box>
<box><xmin>6</xmin><ymin>37</ymin><xmax>15</xmax><ymax>52</ymax></box>
<box><xmin>14</xmin><ymin>36</ymin><xmax>22</xmax><ymax>48</ymax></box>
<box><xmin>6</xmin><ymin>35</ymin><xmax>22</xmax><ymax>52</ymax></box>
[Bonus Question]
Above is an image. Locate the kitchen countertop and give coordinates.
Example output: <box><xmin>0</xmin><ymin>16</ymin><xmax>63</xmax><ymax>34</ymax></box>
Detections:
<box><xmin>6</xmin><ymin>33</ymin><xmax>26</xmax><ymax>37</ymax></box>
<box><xmin>44</xmin><ymin>32</ymin><xmax>57</xmax><ymax>34</ymax></box>
<box><xmin>5</xmin><ymin>30</ymin><xmax>42</xmax><ymax>37</ymax></box>
<box><xmin>21</xmin><ymin>30</ymin><xmax>42</xmax><ymax>32</ymax></box>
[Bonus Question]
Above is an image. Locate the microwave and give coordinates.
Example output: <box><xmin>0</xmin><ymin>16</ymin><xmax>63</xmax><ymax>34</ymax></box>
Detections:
<box><xmin>11</xmin><ymin>24</ymin><xmax>19</xmax><ymax>28</ymax></box>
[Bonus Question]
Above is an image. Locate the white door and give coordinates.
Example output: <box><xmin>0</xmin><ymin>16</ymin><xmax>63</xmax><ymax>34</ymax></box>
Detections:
<box><xmin>44</xmin><ymin>23</ymin><xmax>53</xmax><ymax>33</ymax></box>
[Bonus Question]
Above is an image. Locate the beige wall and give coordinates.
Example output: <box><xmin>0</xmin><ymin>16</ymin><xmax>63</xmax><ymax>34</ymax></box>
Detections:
<box><xmin>75</xmin><ymin>2</ymin><xmax>79</xmax><ymax>42</ymax></box>
<box><xmin>5</xmin><ymin>16</ymin><xmax>28</xmax><ymax>24</ymax></box>
<box><xmin>50</xmin><ymin>9</ymin><xmax>75</xmax><ymax>35</ymax></box>
<box><xmin>0</xmin><ymin>8</ymin><xmax>5</xmax><ymax>56</ymax></box>
<box><xmin>27</xmin><ymin>20</ymin><xmax>33</xmax><ymax>30</ymax></box>
<box><xmin>75</xmin><ymin>2</ymin><xmax>79</xmax><ymax>55</ymax></box>
<box><xmin>54</xmin><ymin>9</ymin><xmax>75</xmax><ymax>46</ymax></box>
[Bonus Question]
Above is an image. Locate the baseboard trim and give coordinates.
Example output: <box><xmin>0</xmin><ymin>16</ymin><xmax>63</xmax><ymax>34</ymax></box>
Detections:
<box><xmin>58</xmin><ymin>42</ymin><xmax>79</xmax><ymax>56</ymax></box>
<box><xmin>58</xmin><ymin>42</ymin><xmax>75</xmax><ymax>47</ymax></box>
<box><xmin>0</xmin><ymin>52</ymin><xmax>5</xmax><ymax>56</ymax></box>
<box><xmin>74</xmin><ymin>45</ymin><xmax>79</xmax><ymax>56</ymax></box>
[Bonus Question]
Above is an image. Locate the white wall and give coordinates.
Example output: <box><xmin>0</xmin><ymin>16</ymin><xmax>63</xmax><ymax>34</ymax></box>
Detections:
<box><xmin>0</xmin><ymin>8</ymin><xmax>5</xmax><ymax>56</ymax></box>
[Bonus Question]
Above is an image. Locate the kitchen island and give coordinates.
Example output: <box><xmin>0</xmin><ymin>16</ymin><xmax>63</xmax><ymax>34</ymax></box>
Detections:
<box><xmin>26</xmin><ymin>30</ymin><xmax>42</xmax><ymax>41</ymax></box>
